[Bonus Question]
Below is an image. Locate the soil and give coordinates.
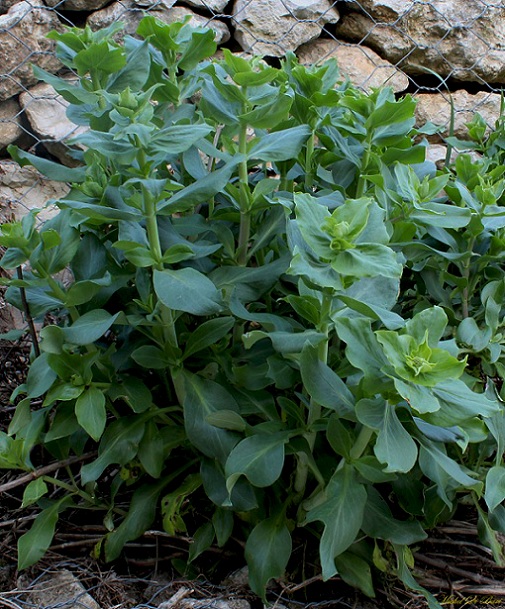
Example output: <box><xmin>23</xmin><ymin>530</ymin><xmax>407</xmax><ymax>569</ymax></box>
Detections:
<box><xmin>1</xmin><ymin>294</ymin><xmax>505</xmax><ymax>609</ymax></box>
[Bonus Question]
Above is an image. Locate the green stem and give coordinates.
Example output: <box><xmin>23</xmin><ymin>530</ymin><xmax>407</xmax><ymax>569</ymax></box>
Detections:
<box><xmin>461</xmin><ymin>237</ymin><xmax>476</xmax><ymax>319</ymax></box>
<box><xmin>144</xmin><ymin>187</ymin><xmax>163</xmax><ymax>270</ymax></box>
<box><xmin>349</xmin><ymin>424</ymin><xmax>374</xmax><ymax>460</ymax></box>
<box><xmin>44</xmin><ymin>476</ymin><xmax>95</xmax><ymax>504</ymax></box>
<box><xmin>305</xmin><ymin>132</ymin><xmax>315</xmax><ymax>190</ymax></box>
<box><xmin>237</xmin><ymin>119</ymin><xmax>251</xmax><ymax>266</ymax></box>
<box><xmin>356</xmin><ymin>138</ymin><xmax>372</xmax><ymax>198</ymax></box>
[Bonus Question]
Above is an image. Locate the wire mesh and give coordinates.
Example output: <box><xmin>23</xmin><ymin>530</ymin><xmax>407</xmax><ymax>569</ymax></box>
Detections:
<box><xmin>0</xmin><ymin>0</ymin><xmax>504</xmax><ymax>217</ymax></box>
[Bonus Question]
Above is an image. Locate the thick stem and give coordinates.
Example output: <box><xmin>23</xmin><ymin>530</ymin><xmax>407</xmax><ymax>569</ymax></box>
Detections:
<box><xmin>16</xmin><ymin>266</ymin><xmax>40</xmax><ymax>357</ymax></box>
<box><xmin>144</xmin><ymin>187</ymin><xmax>163</xmax><ymax>270</ymax></box>
<box><xmin>461</xmin><ymin>237</ymin><xmax>475</xmax><ymax>319</ymax></box>
<box><xmin>305</xmin><ymin>132</ymin><xmax>315</xmax><ymax>190</ymax></box>
<box><xmin>356</xmin><ymin>138</ymin><xmax>372</xmax><ymax>198</ymax></box>
<box><xmin>349</xmin><ymin>424</ymin><xmax>374</xmax><ymax>460</ymax></box>
<box><xmin>237</xmin><ymin>120</ymin><xmax>251</xmax><ymax>265</ymax></box>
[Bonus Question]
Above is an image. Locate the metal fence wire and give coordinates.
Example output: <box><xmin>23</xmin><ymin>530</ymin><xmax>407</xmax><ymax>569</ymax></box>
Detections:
<box><xmin>0</xmin><ymin>0</ymin><xmax>504</xmax><ymax>218</ymax></box>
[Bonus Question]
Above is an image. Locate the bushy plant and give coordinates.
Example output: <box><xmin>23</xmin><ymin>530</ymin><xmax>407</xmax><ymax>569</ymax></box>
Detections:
<box><xmin>2</xmin><ymin>17</ymin><xmax>505</xmax><ymax>607</ymax></box>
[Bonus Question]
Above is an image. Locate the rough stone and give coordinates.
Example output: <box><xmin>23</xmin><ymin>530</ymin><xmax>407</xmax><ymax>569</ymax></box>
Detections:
<box><xmin>19</xmin><ymin>570</ymin><xmax>102</xmax><ymax>609</ymax></box>
<box><xmin>415</xmin><ymin>90</ymin><xmax>502</xmax><ymax>140</ymax></box>
<box><xmin>89</xmin><ymin>1</ymin><xmax>230</xmax><ymax>44</ymax></box>
<box><xmin>297</xmin><ymin>38</ymin><xmax>409</xmax><ymax>93</ymax></box>
<box><xmin>19</xmin><ymin>80</ymin><xmax>86</xmax><ymax>167</ymax></box>
<box><xmin>44</xmin><ymin>0</ymin><xmax>110</xmax><ymax>10</ymax></box>
<box><xmin>335</xmin><ymin>1</ymin><xmax>505</xmax><ymax>84</ymax></box>
<box><xmin>233</xmin><ymin>0</ymin><xmax>340</xmax><ymax>57</ymax></box>
<box><xmin>0</xmin><ymin>0</ymin><xmax>64</xmax><ymax>101</ymax></box>
<box><xmin>0</xmin><ymin>0</ymin><xmax>18</xmax><ymax>15</ymax></box>
<box><xmin>0</xmin><ymin>97</ymin><xmax>23</xmax><ymax>150</ymax></box>
<box><xmin>179</xmin><ymin>0</ymin><xmax>229</xmax><ymax>12</ymax></box>
<box><xmin>0</xmin><ymin>159</ymin><xmax>68</xmax><ymax>222</ymax></box>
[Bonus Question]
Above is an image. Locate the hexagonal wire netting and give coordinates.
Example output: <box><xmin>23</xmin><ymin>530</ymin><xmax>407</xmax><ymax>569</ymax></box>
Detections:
<box><xmin>0</xmin><ymin>0</ymin><xmax>504</xmax><ymax>218</ymax></box>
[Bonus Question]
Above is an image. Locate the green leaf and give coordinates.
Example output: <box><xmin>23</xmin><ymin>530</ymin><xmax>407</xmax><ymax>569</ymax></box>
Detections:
<box><xmin>150</xmin><ymin>124</ymin><xmax>213</xmax><ymax>156</ymax></box>
<box><xmin>225</xmin><ymin>433</ymin><xmax>288</xmax><ymax>493</ymax></box>
<box><xmin>32</xmin><ymin>65</ymin><xmax>97</xmax><ymax>105</ymax></box>
<box><xmin>107</xmin><ymin>376</ymin><xmax>152</xmax><ymax>414</ymax></box>
<box><xmin>154</xmin><ymin>268</ymin><xmax>223</xmax><ymax>316</ymax></box>
<box><xmin>206</xmin><ymin>410</ymin><xmax>247</xmax><ymax>432</ymax></box>
<box><xmin>188</xmin><ymin>521</ymin><xmax>215</xmax><ymax>562</ymax></box>
<box><xmin>107</xmin><ymin>40</ymin><xmax>151</xmax><ymax>92</ymax></box>
<box><xmin>138</xmin><ymin>421</ymin><xmax>165</xmax><ymax>478</ymax></box>
<box><xmin>300</xmin><ymin>344</ymin><xmax>355</xmax><ymax>417</ymax></box>
<box><xmin>61</xmin><ymin>310</ymin><xmax>120</xmax><ymax>346</ymax></box>
<box><xmin>25</xmin><ymin>353</ymin><xmax>57</xmax><ymax>398</ymax></box>
<box><xmin>245</xmin><ymin>516</ymin><xmax>292</xmax><ymax>600</ymax></box>
<box><xmin>457</xmin><ymin>317</ymin><xmax>492</xmax><ymax>352</ymax></box>
<box><xmin>366</xmin><ymin>96</ymin><xmax>416</xmax><ymax>130</ymax></box>
<box><xmin>242</xmin><ymin>330</ymin><xmax>326</xmax><ymax>354</ymax></box>
<box><xmin>418</xmin><ymin>437</ymin><xmax>482</xmax><ymax>493</ymax></box>
<box><xmin>305</xmin><ymin>465</ymin><xmax>366</xmax><ymax>580</ymax></box>
<box><xmin>212</xmin><ymin>508</ymin><xmax>234</xmax><ymax>547</ymax></box>
<box><xmin>249</xmin><ymin>126</ymin><xmax>311</xmax><ymax>162</ymax></box>
<box><xmin>362</xmin><ymin>486</ymin><xmax>427</xmax><ymax>544</ymax></box>
<box><xmin>485</xmin><ymin>466</ymin><xmax>505</xmax><ymax>512</ymax></box>
<box><xmin>356</xmin><ymin>398</ymin><xmax>417</xmax><ymax>473</ymax></box>
<box><xmin>21</xmin><ymin>478</ymin><xmax>48</xmax><ymax>508</ymax></box>
<box><xmin>183</xmin><ymin>317</ymin><xmax>235</xmax><ymax>360</ymax></box>
<box><xmin>179</xmin><ymin>30</ymin><xmax>217</xmax><ymax>71</ymax></box>
<box><xmin>334</xmin><ymin>553</ymin><xmax>375</xmax><ymax>598</ymax></box>
<box><xmin>80</xmin><ymin>416</ymin><xmax>146</xmax><ymax>484</ymax></box>
<box><xmin>8</xmin><ymin>146</ymin><xmax>86</xmax><ymax>182</ymax></box>
<box><xmin>105</xmin><ymin>478</ymin><xmax>169</xmax><ymax>561</ymax></box>
<box><xmin>75</xmin><ymin>385</ymin><xmax>106</xmax><ymax>442</ymax></box>
<box><xmin>131</xmin><ymin>345</ymin><xmax>169</xmax><ymax>369</ymax></box>
<box><xmin>74</xmin><ymin>41</ymin><xmax>126</xmax><ymax>76</ymax></box>
<box><xmin>182</xmin><ymin>372</ymin><xmax>240</xmax><ymax>463</ymax></box>
<box><xmin>18</xmin><ymin>497</ymin><xmax>73</xmax><ymax>570</ymax></box>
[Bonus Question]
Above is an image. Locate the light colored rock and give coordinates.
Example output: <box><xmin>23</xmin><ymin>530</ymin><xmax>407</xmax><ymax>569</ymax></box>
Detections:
<box><xmin>335</xmin><ymin>1</ymin><xmax>505</xmax><ymax>84</ymax></box>
<box><xmin>0</xmin><ymin>97</ymin><xmax>23</xmax><ymax>150</ymax></box>
<box><xmin>0</xmin><ymin>159</ymin><xmax>68</xmax><ymax>223</ymax></box>
<box><xmin>19</xmin><ymin>81</ymin><xmax>86</xmax><ymax>167</ymax></box>
<box><xmin>233</xmin><ymin>0</ymin><xmax>340</xmax><ymax>57</ymax></box>
<box><xmin>19</xmin><ymin>570</ymin><xmax>102</xmax><ymax>609</ymax></box>
<box><xmin>89</xmin><ymin>1</ymin><xmax>230</xmax><ymax>44</ymax></box>
<box><xmin>44</xmin><ymin>0</ymin><xmax>110</xmax><ymax>9</ymax></box>
<box><xmin>297</xmin><ymin>38</ymin><xmax>409</xmax><ymax>93</ymax></box>
<box><xmin>179</xmin><ymin>0</ymin><xmax>229</xmax><ymax>12</ymax></box>
<box><xmin>415</xmin><ymin>90</ymin><xmax>502</xmax><ymax>140</ymax></box>
<box><xmin>0</xmin><ymin>0</ymin><xmax>64</xmax><ymax>101</ymax></box>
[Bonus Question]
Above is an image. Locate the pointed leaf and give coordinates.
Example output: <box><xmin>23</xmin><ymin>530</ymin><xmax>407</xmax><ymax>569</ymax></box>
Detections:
<box><xmin>154</xmin><ymin>268</ymin><xmax>223</xmax><ymax>316</ymax></box>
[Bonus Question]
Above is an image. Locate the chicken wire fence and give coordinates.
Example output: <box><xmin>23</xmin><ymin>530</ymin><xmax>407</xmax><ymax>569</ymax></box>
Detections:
<box><xmin>0</xmin><ymin>0</ymin><xmax>504</xmax><ymax>218</ymax></box>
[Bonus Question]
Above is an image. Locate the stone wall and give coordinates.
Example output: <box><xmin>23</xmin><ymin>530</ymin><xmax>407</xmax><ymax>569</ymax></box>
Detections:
<box><xmin>1</xmin><ymin>0</ymin><xmax>504</xmax><ymax>217</ymax></box>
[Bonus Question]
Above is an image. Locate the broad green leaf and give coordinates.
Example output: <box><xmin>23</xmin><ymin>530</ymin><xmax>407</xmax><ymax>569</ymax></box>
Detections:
<box><xmin>249</xmin><ymin>125</ymin><xmax>311</xmax><ymax>162</ymax></box>
<box><xmin>242</xmin><ymin>330</ymin><xmax>326</xmax><ymax>354</ymax></box>
<box><xmin>107</xmin><ymin>40</ymin><xmax>151</xmax><ymax>92</ymax></box>
<box><xmin>74</xmin><ymin>41</ymin><xmax>126</xmax><ymax>76</ymax></box>
<box><xmin>326</xmin><ymin>415</ymin><xmax>354</xmax><ymax>459</ymax></box>
<box><xmin>305</xmin><ymin>465</ymin><xmax>366</xmax><ymax>580</ymax></box>
<box><xmin>8</xmin><ymin>146</ymin><xmax>86</xmax><ymax>182</ymax></box>
<box><xmin>154</xmin><ymin>268</ymin><xmax>223</xmax><ymax>316</ymax></box>
<box><xmin>206</xmin><ymin>410</ymin><xmax>247</xmax><ymax>432</ymax></box>
<box><xmin>149</xmin><ymin>124</ymin><xmax>213</xmax><ymax>156</ymax></box>
<box><xmin>356</xmin><ymin>398</ymin><xmax>417</xmax><ymax>473</ymax></box>
<box><xmin>183</xmin><ymin>317</ymin><xmax>235</xmax><ymax>360</ymax></box>
<box><xmin>107</xmin><ymin>376</ymin><xmax>153</xmax><ymax>413</ymax></box>
<box><xmin>300</xmin><ymin>344</ymin><xmax>354</xmax><ymax>417</ymax></box>
<box><xmin>477</xmin><ymin>505</ymin><xmax>505</xmax><ymax>566</ymax></box>
<box><xmin>21</xmin><ymin>478</ymin><xmax>48</xmax><ymax>508</ymax></box>
<box><xmin>212</xmin><ymin>508</ymin><xmax>234</xmax><ymax>547</ymax></box>
<box><xmin>158</xmin><ymin>160</ymin><xmax>240</xmax><ymax>214</ymax></box>
<box><xmin>80</xmin><ymin>416</ymin><xmax>146</xmax><ymax>484</ymax></box>
<box><xmin>18</xmin><ymin>497</ymin><xmax>73</xmax><ymax>570</ymax></box>
<box><xmin>432</xmin><ymin>379</ymin><xmax>499</xmax><ymax>423</ymax></box>
<box><xmin>182</xmin><ymin>372</ymin><xmax>240</xmax><ymax>463</ymax></box>
<box><xmin>331</xmin><ymin>244</ymin><xmax>402</xmax><ymax>279</ymax></box>
<box><xmin>418</xmin><ymin>437</ymin><xmax>482</xmax><ymax>493</ymax></box>
<box><xmin>334</xmin><ymin>553</ymin><xmax>375</xmax><ymax>598</ymax></box>
<box><xmin>62</xmin><ymin>310</ymin><xmax>120</xmax><ymax>345</ymax></box>
<box><xmin>200</xmin><ymin>458</ymin><xmax>257</xmax><ymax>512</ymax></box>
<box><xmin>225</xmin><ymin>433</ymin><xmax>288</xmax><ymax>493</ymax></box>
<box><xmin>179</xmin><ymin>30</ymin><xmax>217</xmax><ymax>71</ymax></box>
<box><xmin>245</xmin><ymin>516</ymin><xmax>292</xmax><ymax>600</ymax></box>
<box><xmin>32</xmin><ymin>65</ymin><xmax>97</xmax><ymax>104</ymax></box>
<box><xmin>131</xmin><ymin>345</ymin><xmax>169</xmax><ymax>369</ymax></box>
<box><xmin>188</xmin><ymin>521</ymin><xmax>215</xmax><ymax>562</ymax></box>
<box><xmin>485</xmin><ymin>466</ymin><xmax>505</xmax><ymax>512</ymax></box>
<box><xmin>366</xmin><ymin>96</ymin><xmax>416</xmax><ymax>130</ymax></box>
<box><xmin>334</xmin><ymin>318</ymin><xmax>387</xmax><ymax>380</ymax></box>
<box><xmin>393</xmin><ymin>544</ymin><xmax>443</xmax><ymax>609</ymax></box>
<box><xmin>138</xmin><ymin>421</ymin><xmax>165</xmax><ymax>478</ymax></box>
<box><xmin>362</xmin><ymin>486</ymin><xmax>427</xmax><ymax>544</ymax></box>
<box><xmin>105</xmin><ymin>478</ymin><xmax>169</xmax><ymax>561</ymax></box>
<box><xmin>25</xmin><ymin>353</ymin><xmax>57</xmax><ymax>398</ymax></box>
<box><xmin>457</xmin><ymin>317</ymin><xmax>492</xmax><ymax>352</ymax></box>
<box><xmin>75</xmin><ymin>385</ymin><xmax>106</xmax><ymax>442</ymax></box>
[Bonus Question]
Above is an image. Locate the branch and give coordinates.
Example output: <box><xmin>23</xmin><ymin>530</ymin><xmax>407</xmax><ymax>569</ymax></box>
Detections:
<box><xmin>0</xmin><ymin>452</ymin><xmax>97</xmax><ymax>494</ymax></box>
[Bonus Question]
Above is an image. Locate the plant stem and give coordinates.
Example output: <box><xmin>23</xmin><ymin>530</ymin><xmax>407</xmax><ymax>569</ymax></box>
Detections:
<box><xmin>237</xmin><ymin>119</ymin><xmax>251</xmax><ymax>265</ymax></box>
<box><xmin>349</xmin><ymin>424</ymin><xmax>374</xmax><ymax>460</ymax></box>
<box><xmin>305</xmin><ymin>131</ymin><xmax>315</xmax><ymax>190</ymax></box>
<box><xmin>16</xmin><ymin>266</ymin><xmax>40</xmax><ymax>358</ymax></box>
<box><xmin>144</xmin><ymin>187</ymin><xmax>163</xmax><ymax>269</ymax></box>
<box><xmin>356</xmin><ymin>138</ymin><xmax>372</xmax><ymax>198</ymax></box>
<box><xmin>461</xmin><ymin>237</ymin><xmax>476</xmax><ymax>319</ymax></box>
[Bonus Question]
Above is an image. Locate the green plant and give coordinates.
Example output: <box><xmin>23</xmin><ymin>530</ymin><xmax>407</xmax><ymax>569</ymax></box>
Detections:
<box><xmin>2</xmin><ymin>17</ymin><xmax>505</xmax><ymax>608</ymax></box>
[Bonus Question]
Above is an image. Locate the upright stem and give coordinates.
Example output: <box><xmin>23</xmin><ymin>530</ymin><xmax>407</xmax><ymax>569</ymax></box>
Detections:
<box><xmin>237</xmin><ymin>119</ymin><xmax>251</xmax><ymax>266</ymax></box>
<box><xmin>461</xmin><ymin>237</ymin><xmax>476</xmax><ymax>319</ymax></box>
<box><xmin>305</xmin><ymin>131</ymin><xmax>315</xmax><ymax>190</ymax></box>
<box><xmin>356</xmin><ymin>137</ymin><xmax>372</xmax><ymax>198</ymax></box>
